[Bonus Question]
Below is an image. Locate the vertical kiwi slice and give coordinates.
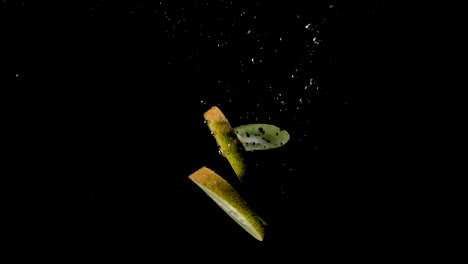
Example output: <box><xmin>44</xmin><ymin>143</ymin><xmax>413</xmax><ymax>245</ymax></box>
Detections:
<box><xmin>188</xmin><ymin>167</ymin><xmax>267</xmax><ymax>241</ymax></box>
<box><xmin>203</xmin><ymin>106</ymin><xmax>249</xmax><ymax>183</ymax></box>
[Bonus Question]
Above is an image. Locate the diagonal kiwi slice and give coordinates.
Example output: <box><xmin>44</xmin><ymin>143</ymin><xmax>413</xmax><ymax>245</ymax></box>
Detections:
<box><xmin>203</xmin><ymin>106</ymin><xmax>249</xmax><ymax>183</ymax></box>
<box><xmin>188</xmin><ymin>167</ymin><xmax>268</xmax><ymax>241</ymax></box>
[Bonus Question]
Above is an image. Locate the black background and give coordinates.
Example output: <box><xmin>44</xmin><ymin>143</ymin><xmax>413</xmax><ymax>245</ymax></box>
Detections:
<box><xmin>3</xmin><ymin>0</ymin><xmax>429</xmax><ymax>261</ymax></box>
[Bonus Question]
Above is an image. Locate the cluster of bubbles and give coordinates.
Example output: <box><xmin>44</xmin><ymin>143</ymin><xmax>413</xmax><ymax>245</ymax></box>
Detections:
<box><xmin>148</xmin><ymin>2</ymin><xmax>335</xmax><ymax>149</ymax></box>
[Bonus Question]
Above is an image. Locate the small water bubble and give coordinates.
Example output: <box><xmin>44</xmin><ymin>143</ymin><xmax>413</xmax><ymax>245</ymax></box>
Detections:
<box><xmin>313</xmin><ymin>37</ymin><xmax>320</xmax><ymax>45</ymax></box>
<box><xmin>247</xmin><ymin>29</ymin><xmax>252</xmax><ymax>34</ymax></box>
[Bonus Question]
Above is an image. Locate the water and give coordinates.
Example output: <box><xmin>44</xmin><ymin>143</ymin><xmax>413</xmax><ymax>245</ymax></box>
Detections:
<box><xmin>7</xmin><ymin>1</ymin><xmax>393</xmax><ymax>260</ymax></box>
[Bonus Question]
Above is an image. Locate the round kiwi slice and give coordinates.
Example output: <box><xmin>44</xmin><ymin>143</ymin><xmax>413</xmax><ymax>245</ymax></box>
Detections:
<box><xmin>234</xmin><ymin>123</ymin><xmax>290</xmax><ymax>151</ymax></box>
<box><xmin>188</xmin><ymin>167</ymin><xmax>268</xmax><ymax>241</ymax></box>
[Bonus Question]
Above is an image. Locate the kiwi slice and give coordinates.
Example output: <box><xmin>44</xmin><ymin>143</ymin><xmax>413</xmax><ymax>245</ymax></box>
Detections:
<box><xmin>203</xmin><ymin>106</ymin><xmax>249</xmax><ymax>183</ymax></box>
<box><xmin>188</xmin><ymin>167</ymin><xmax>267</xmax><ymax>241</ymax></box>
<box><xmin>234</xmin><ymin>123</ymin><xmax>290</xmax><ymax>151</ymax></box>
